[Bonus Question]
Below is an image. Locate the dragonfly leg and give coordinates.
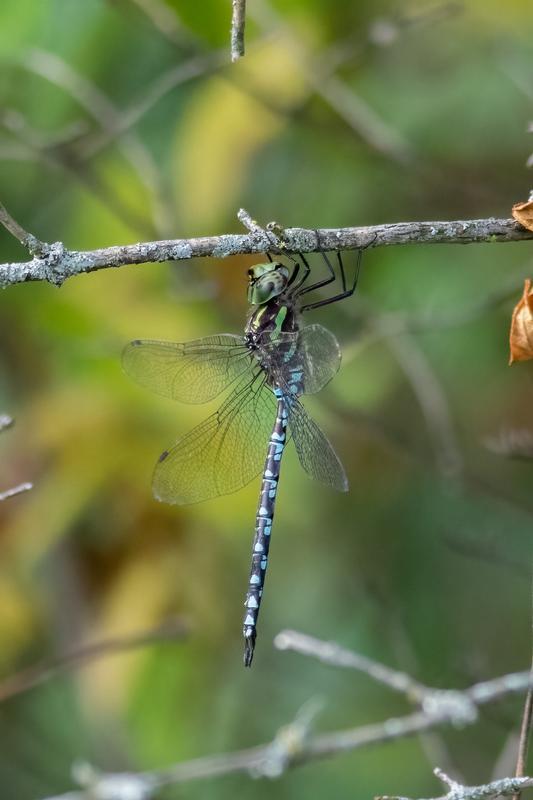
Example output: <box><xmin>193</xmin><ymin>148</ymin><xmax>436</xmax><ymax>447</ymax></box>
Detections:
<box><xmin>286</xmin><ymin>259</ymin><xmax>301</xmax><ymax>288</ymax></box>
<box><xmin>300</xmin><ymin>245</ymin><xmax>369</xmax><ymax>311</ymax></box>
<box><xmin>289</xmin><ymin>252</ymin><xmax>311</xmax><ymax>293</ymax></box>
<box><xmin>336</xmin><ymin>250</ymin><xmax>348</xmax><ymax>292</ymax></box>
<box><xmin>295</xmin><ymin>249</ymin><xmax>338</xmax><ymax>298</ymax></box>
<box><xmin>295</xmin><ymin>229</ymin><xmax>349</xmax><ymax>299</ymax></box>
<box><xmin>298</xmin><ymin>231</ymin><xmax>377</xmax><ymax>311</ymax></box>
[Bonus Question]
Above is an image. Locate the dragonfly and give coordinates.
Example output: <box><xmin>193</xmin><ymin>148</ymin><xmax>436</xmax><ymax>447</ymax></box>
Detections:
<box><xmin>123</xmin><ymin>246</ymin><xmax>364</xmax><ymax>666</ymax></box>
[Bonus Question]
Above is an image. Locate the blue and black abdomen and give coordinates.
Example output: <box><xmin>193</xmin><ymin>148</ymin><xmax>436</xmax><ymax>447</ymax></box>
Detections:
<box><xmin>242</xmin><ymin>358</ymin><xmax>304</xmax><ymax>667</ymax></box>
<box><xmin>243</xmin><ymin>394</ymin><xmax>288</xmax><ymax>666</ymax></box>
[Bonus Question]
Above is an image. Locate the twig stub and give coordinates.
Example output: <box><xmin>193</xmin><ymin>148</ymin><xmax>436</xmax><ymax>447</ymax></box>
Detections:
<box><xmin>0</xmin><ymin>482</ymin><xmax>33</xmax><ymax>503</ymax></box>
<box><xmin>231</xmin><ymin>0</ymin><xmax>247</xmax><ymax>61</ymax></box>
<box><xmin>0</xmin><ymin>200</ymin><xmax>47</xmax><ymax>256</ymax></box>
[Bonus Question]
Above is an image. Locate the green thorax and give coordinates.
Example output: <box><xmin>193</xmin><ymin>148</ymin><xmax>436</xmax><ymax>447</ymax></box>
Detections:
<box><xmin>245</xmin><ymin>261</ymin><xmax>300</xmax><ymax>343</ymax></box>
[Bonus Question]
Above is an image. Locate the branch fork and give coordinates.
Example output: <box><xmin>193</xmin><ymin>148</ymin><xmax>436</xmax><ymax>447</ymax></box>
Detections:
<box><xmin>378</xmin><ymin>767</ymin><xmax>533</xmax><ymax>800</ymax></box>
<box><xmin>38</xmin><ymin>630</ymin><xmax>533</xmax><ymax>799</ymax></box>
<box><xmin>0</xmin><ymin>415</ymin><xmax>33</xmax><ymax>502</ymax></box>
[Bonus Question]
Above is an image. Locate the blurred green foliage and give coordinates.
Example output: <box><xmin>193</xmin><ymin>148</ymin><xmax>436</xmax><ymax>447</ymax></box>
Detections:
<box><xmin>0</xmin><ymin>1</ymin><xmax>532</xmax><ymax>798</ymax></box>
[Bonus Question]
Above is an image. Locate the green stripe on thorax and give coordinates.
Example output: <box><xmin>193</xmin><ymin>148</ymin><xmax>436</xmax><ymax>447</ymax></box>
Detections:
<box><xmin>274</xmin><ymin>305</ymin><xmax>287</xmax><ymax>335</ymax></box>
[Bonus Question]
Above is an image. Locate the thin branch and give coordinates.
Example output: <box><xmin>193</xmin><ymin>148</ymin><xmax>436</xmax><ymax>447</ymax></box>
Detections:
<box><xmin>512</xmin><ymin>581</ymin><xmax>533</xmax><ymax>800</ymax></box>
<box><xmin>378</xmin><ymin>767</ymin><xmax>533</xmax><ymax>800</ymax></box>
<box><xmin>231</xmin><ymin>0</ymin><xmax>247</xmax><ymax>61</ymax></box>
<box><xmin>276</xmin><ymin>631</ymin><xmax>533</xmax><ymax>721</ymax></box>
<box><xmin>1</xmin><ymin>210</ymin><xmax>532</xmax><ymax>287</ymax></box>
<box><xmin>127</xmin><ymin>0</ymin><xmax>193</xmax><ymax>48</ymax></box>
<box><xmin>514</xmin><ymin>689</ymin><xmax>533</xmax><ymax>795</ymax></box>
<box><xmin>0</xmin><ymin>482</ymin><xmax>33</xmax><ymax>502</ymax></box>
<box><xmin>384</xmin><ymin>615</ymin><xmax>463</xmax><ymax>781</ymax></box>
<box><xmin>21</xmin><ymin>48</ymin><xmax>173</xmax><ymax>236</ymax></box>
<box><xmin>38</xmin><ymin>638</ymin><xmax>533</xmax><ymax>799</ymax></box>
<box><xmin>0</xmin><ymin>111</ymin><xmax>157</xmax><ymax>239</ymax></box>
<box><xmin>485</xmin><ymin>429</ymin><xmax>533</xmax><ymax>461</ymax></box>
<box><xmin>274</xmin><ymin>630</ymin><xmax>506</xmax><ymax>727</ymax></box>
<box><xmin>249</xmin><ymin>0</ymin><xmax>413</xmax><ymax>163</ymax></box>
<box><xmin>78</xmin><ymin>49</ymin><xmax>228</xmax><ymax>160</ymax></box>
<box><xmin>274</xmin><ymin>630</ymin><xmax>430</xmax><ymax>702</ymax></box>
<box><xmin>0</xmin><ymin>200</ymin><xmax>46</xmax><ymax>255</ymax></box>
<box><xmin>367</xmin><ymin>318</ymin><xmax>462</xmax><ymax>477</ymax></box>
<box><xmin>0</xmin><ymin>618</ymin><xmax>188</xmax><ymax>703</ymax></box>
<box><xmin>101</xmin><ymin>1</ymin><xmax>273</xmax><ymax>149</ymax></box>
<box><xmin>345</xmin><ymin>271</ymin><xmax>532</xmax><ymax>350</ymax></box>
<box><xmin>312</xmin><ymin>73</ymin><xmax>414</xmax><ymax>163</ymax></box>
<box><xmin>0</xmin><ymin>414</ymin><xmax>33</xmax><ymax>503</ymax></box>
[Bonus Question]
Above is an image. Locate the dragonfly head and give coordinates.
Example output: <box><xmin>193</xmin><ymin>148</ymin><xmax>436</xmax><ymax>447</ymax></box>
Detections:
<box><xmin>247</xmin><ymin>262</ymin><xmax>290</xmax><ymax>305</ymax></box>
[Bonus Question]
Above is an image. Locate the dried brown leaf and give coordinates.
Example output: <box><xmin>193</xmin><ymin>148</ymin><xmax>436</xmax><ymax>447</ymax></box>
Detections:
<box><xmin>509</xmin><ymin>279</ymin><xmax>533</xmax><ymax>364</ymax></box>
<box><xmin>512</xmin><ymin>201</ymin><xmax>533</xmax><ymax>232</ymax></box>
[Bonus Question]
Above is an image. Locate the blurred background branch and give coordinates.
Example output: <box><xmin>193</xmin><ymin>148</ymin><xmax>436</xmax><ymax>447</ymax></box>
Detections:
<box><xmin>231</xmin><ymin>0</ymin><xmax>247</xmax><ymax>62</ymax></box>
<box><xmin>379</xmin><ymin>767</ymin><xmax>533</xmax><ymax>800</ymax></box>
<box><xmin>0</xmin><ymin>618</ymin><xmax>188</xmax><ymax>703</ymax></box>
<box><xmin>0</xmin><ymin>201</ymin><xmax>46</xmax><ymax>255</ymax></box>
<box><xmin>0</xmin><ymin>482</ymin><xmax>33</xmax><ymax>503</ymax></box>
<box><xmin>0</xmin><ymin>414</ymin><xmax>33</xmax><ymax>502</ymax></box>
<box><xmin>511</xmin><ymin>589</ymin><xmax>533</xmax><ymax>800</ymax></box>
<box><xmin>38</xmin><ymin>631</ymin><xmax>533</xmax><ymax>800</ymax></box>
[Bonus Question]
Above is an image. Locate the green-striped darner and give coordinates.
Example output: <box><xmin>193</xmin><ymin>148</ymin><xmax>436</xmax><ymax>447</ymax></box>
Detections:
<box><xmin>123</xmin><ymin>249</ymin><xmax>362</xmax><ymax>666</ymax></box>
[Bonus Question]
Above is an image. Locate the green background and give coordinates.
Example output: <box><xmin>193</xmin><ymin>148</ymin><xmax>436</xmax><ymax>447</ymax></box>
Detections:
<box><xmin>0</xmin><ymin>1</ymin><xmax>532</xmax><ymax>798</ymax></box>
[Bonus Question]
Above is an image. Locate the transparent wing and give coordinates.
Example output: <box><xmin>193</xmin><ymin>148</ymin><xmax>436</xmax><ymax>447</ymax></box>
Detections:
<box><xmin>153</xmin><ymin>371</ymin><xmax>277</xmax><ymax>504</ymax></box>
<box><xmin>260</xmin><ymin>324</ymin><xmax>341</xmax><ymax>395</ymax></box>
<box><xmin>296</xmin><ymin>323</ymin><xmax>341</xmax><ymax>394</ymax></box>
<box><xmin>122</xmin><ymin>335</ymin><xmax>254</xmax><ymax>404</ymax></box>
<box><xmin>288</xmin><ymin>398</ymin><xmax>348</xmax><ymax>492</ymax></box>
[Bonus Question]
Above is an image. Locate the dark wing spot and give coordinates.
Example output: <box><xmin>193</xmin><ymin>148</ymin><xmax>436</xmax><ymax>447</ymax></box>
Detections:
<box><xmin>131</xmin><ymin>339</ymin><xmax>142</xmax><ymax>346</ymax></box>
<box><xmin>158</xmin><ymin>450</ymin><xmax>169</xmax><ymax>462</ymax></box>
